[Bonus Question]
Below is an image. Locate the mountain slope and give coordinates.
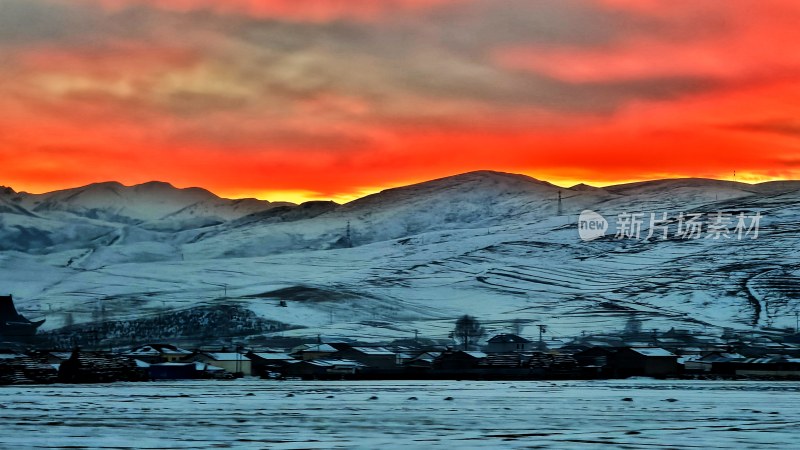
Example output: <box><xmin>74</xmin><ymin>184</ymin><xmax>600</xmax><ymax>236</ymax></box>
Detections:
<box><xmin>1</xmin><ymin>171</ymin><xmax>799</xmax><ymax>345</ymax></box>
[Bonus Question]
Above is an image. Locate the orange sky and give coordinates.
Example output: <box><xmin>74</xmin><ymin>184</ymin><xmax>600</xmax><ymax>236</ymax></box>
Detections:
<box><xmin>2</xmin><ymin>0</ymin><xmax>800</xmax><ymax>203</ymax></box>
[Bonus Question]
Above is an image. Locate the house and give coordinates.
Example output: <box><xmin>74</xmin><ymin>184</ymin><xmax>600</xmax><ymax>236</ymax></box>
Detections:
<box><xmin>684</xmin><ymin>352</ymin><xmax>745</xmax><ymax>373</ymax></box>
<box><xmin>283</xmin><ymin>358</ymin><xmax>366</xmax><ymax>379</ymax></box>
<box><xmin>571</xmin><ymin>346</ymin><xmax>617</xmax><ymax>377</ymax></box>
<box><xmin>404</xmin><ymin>351</ymin><xmax>439</xmax><ymax>369</ymax></box>
<box><xmin>712</xmin><ymin>356</ymin><xmax>800</xmax><ymax>377</ymax></box>
<box><xmin>730</xmin><ymin>337</ymin><xmax>791</xmax><ymax>357</ymax></box>
<box><xmin>122</xmin><ymin>344</ymin><xmax>192</xmax><ymax>364</ymax></box>
<box><xmin>246</xmin><ymin>352</ymin><xmax>296</xmax><ymax>377</ymax></box>
<box><xmin>610</xmin><ymin>347</ymin><xmax>679</xmax><ymax>377</ymax></box>
<box><xmin>434</xmin><ymin>350</ymin><xmax>487</xmax><ymax>371</ymax></box>
<box><xmin>573</xmin><ymin>347</ymin><xmax>615</xmax><ymax>367</ymax></box>
<box><xmin>484</xmin><ymin>334</ymin><xmax>534</xmax><ymax>353</ymax></box>
<box><xmin>193</xmin><ymin>361</ymin><xmax>229</xmax><ymax>379</ymax></box>
<box><xmin>192</xmin><ymin>352</ymin><xmax>252</xmax><ymax>376</ymax></box>
<box><xmin>333</xmin><ymin>346</ymin><xmax>400</xmax><ymax>369</ymax></box>
<box><xmin>290</xmin><ymin>343</ymin><xmax>338</xmax><ymax>360</ymax></box>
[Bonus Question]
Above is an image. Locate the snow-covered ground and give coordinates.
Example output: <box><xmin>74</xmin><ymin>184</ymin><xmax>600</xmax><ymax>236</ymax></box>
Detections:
<box><xmin>1</xmin><ymin>380</ymin><xmax>799</xmax><ymax>448</ymax></box>
<box><xmin>3</xmin><ymin>171</ymin><xmax>800</xmax><ymax>342</ymax></box>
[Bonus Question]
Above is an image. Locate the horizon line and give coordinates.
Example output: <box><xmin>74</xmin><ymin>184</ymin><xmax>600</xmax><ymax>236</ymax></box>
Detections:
<box><xmin>5</xmin><ymin>170</ymin><xmax>798</xmax><ymax>205</ymax></box>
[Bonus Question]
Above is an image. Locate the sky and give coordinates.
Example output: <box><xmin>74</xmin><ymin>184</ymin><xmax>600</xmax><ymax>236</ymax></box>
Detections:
<box><xmin>2</xmin><ymin>0</ymin><xmax>800</xmax><ymax>203</ymax></box>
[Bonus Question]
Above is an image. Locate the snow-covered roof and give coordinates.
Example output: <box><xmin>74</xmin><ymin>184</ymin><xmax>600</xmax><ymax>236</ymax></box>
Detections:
<box><xmin>134</xmin><ymin>359</ymin><xmax>150</xmax><ymax>368</ymax></box>
<box><xmin>0</xmin><ymin>353</ymin><xmax>23</xmax><ymax>360</ymax></box>
<box><xmin>125</xmin><ymin>348</ymin><xmax>160</xmax><ymax>356</ymax></box>
<box><xmin>162</xmin><ymin>348</ymin><xmax>192</xmax><ymax>355</ymax></box>
<box><xmin>251</xmin><ymin>352</ymin><xmax>294</xmax><ymax>360</ymax></box>
<box><xmin>487</xmin><ymin>334</ymin><xmax>531</xmax><ymax>344</ymax></box>
<box><xmin>350</xmin><ymin>347</ymin><xmax>395</xmax><ymax>356</ymax></box>
<box><xmin>696</xmin><ymin>352</ymin><xmax>745</xmax><ymax>362</ymax></box>
<box><xmin>125</xmin><ymin>344</ymin><xmax>191</xmax><ymax>356</ymax></box>
<box><xmin>677</xmin><ymin>347</ymin><xmax>705</xmax><ymax>353</ymax></box>
<box><xmin>201</xmin><ymin>352</ymin><xmax>250</xmax><ymax>361</ymax></box>
<box><xmin>629</xmin><ymin>348</ymin><xmax>676</xmax><ymax>357</ymax></box>
<box><xmin>742</xmin><ymin>356</ymin><xmax>786</xmax><ymax>364</ymax></box>
<box><xmin>303</xmin><ymin>358</ymin><xmax>365</xmax><ymax>368</ymax></box>
<box><xmin>462</xmin><ymin>351</ymin><xmax>488</xmax><ymax>359</ymax></box>
<box><xmin>293</xmin><ymin>344</ymin><xmax>337</xmax><ymax>354</ymax></box>
<box><xmin>409</xmin><ymin>352</ymin><xmax>438</xmax><ymax>362</ymax></box>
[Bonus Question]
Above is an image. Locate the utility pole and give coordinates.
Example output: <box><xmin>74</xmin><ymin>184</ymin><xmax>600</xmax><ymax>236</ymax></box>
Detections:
<box><xmin>557</xmin><ymin>191</ymin><xmax>563</xmax><ymax>216</ymax></box>
<box><xmin>795</xmin><ymin>312</ymin><xmax>799</xmax><ymax>334</ymax></box>
<box><xmin>537</xmin><ymin>324</ymin><xmax>547</xmax><ymax>349</ymax></box>
<box><xmin>344</xmin><ymin>221</ymin><xmax>353</xmax><ymax>248</ymax></box>
<box><xmin>235</xmin><ymin>345</ymin><xmax>243</xmax><ymax>376</ymax></box>
<box><xmin>414</xmin><ymin>329</ymin><xmax>419</xmax><ymax>344</ymax></box>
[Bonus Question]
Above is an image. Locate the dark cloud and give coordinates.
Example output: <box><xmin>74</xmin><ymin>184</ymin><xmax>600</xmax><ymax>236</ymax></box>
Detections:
<box><xmin>721</xmin><ymin>120</ymin><xmax>800</xmax><ymax>138</ymax></box>
<box><xmin>0</xmin><ymin>0</ymin><xmax>90</xmax><ymax>44</ymax></box>
<box><xmin>0</xmin><ymin>0</ymin><xmax>753</xmax><ymax>153</ymax></box>
<box><xmin>199</xmin><ymin>2</ymin><xmax>724</xmax><ymax>121</ymax></box>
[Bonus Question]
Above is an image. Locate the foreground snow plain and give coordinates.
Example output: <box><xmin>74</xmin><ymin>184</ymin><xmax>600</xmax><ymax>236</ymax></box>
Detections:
<box><xmin>1</xmin><ymin>379</ymin><xmax>799</xmax><ymax>449</ymax></box>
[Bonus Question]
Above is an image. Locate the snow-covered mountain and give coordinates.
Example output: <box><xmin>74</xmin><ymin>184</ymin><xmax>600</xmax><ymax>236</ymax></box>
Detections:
<box><xmin>15</xmin><ymin>181</ymin><xmax>287</xmax><ymax>225</ymax></box>
<box><xmin>0</xmin><ymin>181</ymin><xmax>293</xmax><ymax>253</ymax></box>
<box><xmin>2</xmin><ymin>171</ymin><xmax>800</xmax><ymax>345</ymax></box>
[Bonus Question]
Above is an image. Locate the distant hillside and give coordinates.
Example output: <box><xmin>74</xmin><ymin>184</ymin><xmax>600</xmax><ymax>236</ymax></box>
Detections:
<box><xmin>2</xmin><ymin>171</ymin><xmax>800</xmax><ymax>347</ymax></box>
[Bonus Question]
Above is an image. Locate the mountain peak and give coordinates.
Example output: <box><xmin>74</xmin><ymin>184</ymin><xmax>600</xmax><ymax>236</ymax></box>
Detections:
<box><xmin>443</xmin><ymin>170</ymin><xmax>554</xmax><ymax>186</ymax></box>
<box><xmin>131</xmin><ymin>181</ymin><xmax>219</xmax><ymax>200</ymax></box>
<box><xmin>134</xmin><ymin>181</ymin><xmax>176</xmax><ymax>190</ymax></box>
<box><xmin>569</xmin><ymin>182</ymin><xmax>604</xmax><ymax>191</ymax></box>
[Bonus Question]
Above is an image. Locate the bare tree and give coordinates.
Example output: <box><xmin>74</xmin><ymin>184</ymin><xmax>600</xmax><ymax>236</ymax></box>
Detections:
<box><xmin>453</xmin><ymin>315</ymin><xmax>485</xmax><ymax>350</ymax></box>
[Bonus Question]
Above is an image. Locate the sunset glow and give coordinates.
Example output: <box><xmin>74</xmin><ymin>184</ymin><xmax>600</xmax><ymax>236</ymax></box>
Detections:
<box><xmin>3</xmin><ymin>0</ymin><xmax>800</xmax><ymax>201</ymax></box>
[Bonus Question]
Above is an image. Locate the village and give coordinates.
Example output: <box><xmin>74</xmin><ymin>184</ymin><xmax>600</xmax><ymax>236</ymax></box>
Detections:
<box><xmin>4</xmin><ymin>294</ymin><xmax>800</xmax><ymax>384</ymax></box>
<box><xmin>3</xmin><ymin>325</ymin><xmax>800</xmax><ymax>385</ymax></box>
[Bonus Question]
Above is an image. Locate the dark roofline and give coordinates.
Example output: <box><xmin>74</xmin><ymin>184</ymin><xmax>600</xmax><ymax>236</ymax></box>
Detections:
<box><xmin>487</xmin><ymin>334</ymin><xmax>532</xmax><ymax>344</ymax></box>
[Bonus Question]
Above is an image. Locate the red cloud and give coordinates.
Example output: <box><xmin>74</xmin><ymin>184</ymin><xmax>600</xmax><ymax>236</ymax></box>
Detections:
<box><xmin>4</xmin><ymin>0</ymin><xmax>800</xmax><ymax>200</ymax></box>
<box><xmin>496</xmin><ymin>1</ymin><xmax>800</xmax><ymax>83</ymax></box>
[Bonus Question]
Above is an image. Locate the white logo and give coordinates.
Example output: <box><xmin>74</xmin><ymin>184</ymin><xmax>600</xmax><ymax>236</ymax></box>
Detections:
<box><xmin>576</xmin><ymin>210</ymin><xmax>762</xmax><ymax>242</ymax></box>
<box><xmin>578</xmin><ymin>210</ymin><xmax>608</xmax><ymax>241</ymax></box>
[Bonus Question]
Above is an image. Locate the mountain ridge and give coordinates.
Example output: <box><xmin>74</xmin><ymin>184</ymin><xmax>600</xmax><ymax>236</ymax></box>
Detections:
<box><xmin>8</xmin><ymin>170</ymin><xmax>800</xmax><ymax>204</ymax></box>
